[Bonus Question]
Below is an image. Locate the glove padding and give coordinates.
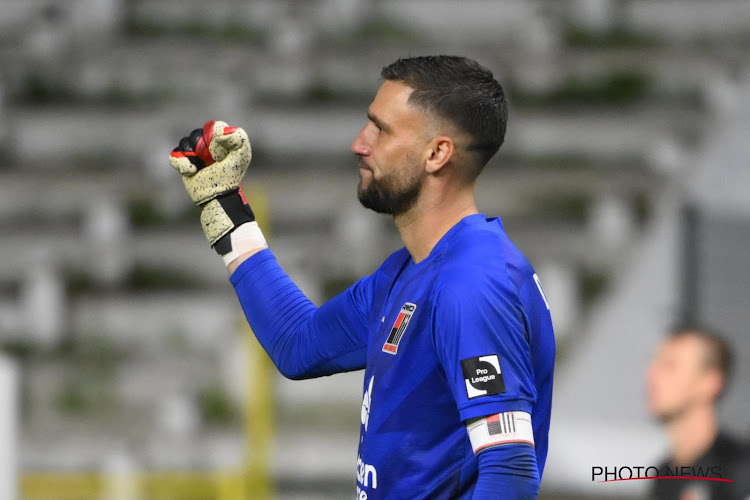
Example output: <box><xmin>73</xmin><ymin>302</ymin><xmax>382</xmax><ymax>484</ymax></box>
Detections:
<box><xmin>169</xmin><ymin>120</ymin><xmax>251</xmax><ymax>205</ymax></box>
<box><xmin>170</xmin><ymin>120</ymin><xmax>263</xmax><ymax>256</ymax></box>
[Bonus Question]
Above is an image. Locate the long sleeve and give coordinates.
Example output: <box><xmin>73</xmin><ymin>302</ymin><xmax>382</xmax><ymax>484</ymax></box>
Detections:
<box><xmin>473</xmin><ymin>444</ymin><xmax>539</xmax><ymax>499</ymax></box>
<box><xmin>230</xmin><ymin>249</ymin><xmax>370</xmax><ymax>379</ymax></box>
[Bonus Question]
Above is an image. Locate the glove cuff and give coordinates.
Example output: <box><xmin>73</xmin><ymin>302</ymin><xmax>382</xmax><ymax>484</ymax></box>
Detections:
<box><xmin>199</xmin><ymin>188</ymin><xmax>258</xmax><ymax>252</ymax></box>
<box><xmin>219</xmin><ymin>221</ymin><xmax>268</xmax><ymax>266</ymax></box>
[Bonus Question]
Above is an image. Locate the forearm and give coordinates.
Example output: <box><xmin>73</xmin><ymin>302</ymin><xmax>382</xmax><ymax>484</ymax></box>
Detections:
<box><xmin>473</xmin><ymin>445</ymin><xmax>539</xmax><ymax>500</ymax></box>
<box><xmin>230</xmin><ymin>250</ymin><xmax>367</xmax><ymax>379</ymax></box>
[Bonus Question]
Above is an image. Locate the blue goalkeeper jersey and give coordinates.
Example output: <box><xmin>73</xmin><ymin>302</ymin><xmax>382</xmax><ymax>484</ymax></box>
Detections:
<box><xmin>231</xmin><ymin>213</ymin><xmax>555</xmax><ymax>499</ymax></box>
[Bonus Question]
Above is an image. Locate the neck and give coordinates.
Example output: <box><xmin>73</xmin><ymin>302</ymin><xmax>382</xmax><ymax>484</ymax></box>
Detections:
<box><xmin>666</xmin><ymin>405</ymin><xmax>718</xmax><ymax>465</ymax></box>
<box><xmin>394</xmin><ymin>184</ymin><xmax>478</xmax><ymax>263</ymax></box>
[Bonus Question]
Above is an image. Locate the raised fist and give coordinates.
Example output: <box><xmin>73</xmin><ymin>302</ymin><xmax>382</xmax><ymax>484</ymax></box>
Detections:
<box><xmin>169</xmin><ymin>120</ymin><xmax>261</xmax><ymax>254</ymax></box>
<box><xmin>169</xmin><ymin>120</ymin><xmax>252</xmax><ymax>206</ymax></box>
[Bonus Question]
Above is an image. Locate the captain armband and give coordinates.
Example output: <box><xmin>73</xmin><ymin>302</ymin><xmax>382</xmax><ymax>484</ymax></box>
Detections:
<box><xmin>466</xmin><ymin>411</ymin><xmax>534</xmax><ymax>454</ymax></box>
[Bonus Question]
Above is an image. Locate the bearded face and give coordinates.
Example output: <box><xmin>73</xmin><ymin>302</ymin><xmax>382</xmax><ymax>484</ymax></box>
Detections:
<box><xmin>351</xmin><ymin>81</ymin><xmax>434</xmax><ymax>218</ymax></box>
<box><xmin>357</xmin><ymin>154</ymin><xmax>423</xmax><ymax>216</ymax></box>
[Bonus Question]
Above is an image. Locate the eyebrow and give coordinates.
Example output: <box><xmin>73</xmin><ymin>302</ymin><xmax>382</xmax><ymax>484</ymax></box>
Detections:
<box><xmin>367</xmin><ymin>110</ymin><xmax>390</xmax><ymax>132</ymax></box>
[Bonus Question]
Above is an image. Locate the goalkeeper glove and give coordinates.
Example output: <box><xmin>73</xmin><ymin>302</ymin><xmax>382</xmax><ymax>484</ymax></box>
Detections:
<box><xmin>170</xmin><ymin>120</ymin><xmax>267</xmax><ymax>265</ymax></box>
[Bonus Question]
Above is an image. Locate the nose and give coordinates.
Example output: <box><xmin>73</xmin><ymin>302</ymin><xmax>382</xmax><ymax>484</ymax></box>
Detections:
<box><xmin>351</xmin><ymin>124</ymin><xmax>373</xmax><ymax>156</ymax></box>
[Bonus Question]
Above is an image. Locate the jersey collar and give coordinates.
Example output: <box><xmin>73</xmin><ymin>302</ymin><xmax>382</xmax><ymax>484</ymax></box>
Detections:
<box><xmin>409</xmin><ymin>213</ymin><xmax>501</xmax><ymax>266</ymax></box>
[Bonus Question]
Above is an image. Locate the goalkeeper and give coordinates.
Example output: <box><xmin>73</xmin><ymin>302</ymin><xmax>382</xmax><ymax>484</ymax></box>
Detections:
<box><xmin>170</xmin><ymin>56</ymin><xmax>555</xmax><ymax>499</ymax></box>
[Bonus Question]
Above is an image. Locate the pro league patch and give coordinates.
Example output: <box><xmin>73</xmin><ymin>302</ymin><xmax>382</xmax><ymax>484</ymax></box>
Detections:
<box><xmin>461</xmin><ymin>355</ymin><xmax>506</xmax><ymax>399</ymax></box>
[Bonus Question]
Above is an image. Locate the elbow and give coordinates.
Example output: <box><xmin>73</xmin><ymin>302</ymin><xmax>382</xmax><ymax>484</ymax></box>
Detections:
<box><xmin>269</xmin><ymin>329</ymin><xmax>324</xmax><ymax>380</ymax></box>
<box><xmin>275</xmin><ymin>362</ymin><xmax>311</xmax><ymax>381</ymax></box>
<box><xmin>279</xmin><ymin>368</ymin><xmax>307</xmax><ymax>381</ymax></box>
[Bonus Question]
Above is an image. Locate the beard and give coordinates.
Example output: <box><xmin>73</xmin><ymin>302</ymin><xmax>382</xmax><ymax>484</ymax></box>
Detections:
<box><xmin>357</xmin><ymin>158</ymin><xmax>423</xmax><ymax>216</ymax></box>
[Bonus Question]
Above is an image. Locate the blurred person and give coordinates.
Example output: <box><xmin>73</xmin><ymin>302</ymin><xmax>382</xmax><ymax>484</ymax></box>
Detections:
<box><xmin>169</xmin><ymin>55</ymin><xmax>555</xmax><ymax>499</ymax></box>
<box><xmin>647</xmin><ymin>327</ymin><xmax>750</xmax><ymax>500</ymax></box>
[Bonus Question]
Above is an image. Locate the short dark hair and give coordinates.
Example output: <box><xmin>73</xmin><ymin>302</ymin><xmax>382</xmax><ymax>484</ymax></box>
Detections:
<box><xmin>669</xmin><ymin>325</ymin><xmax>733</xmax><ymax>395</ymax></box>
<box><xmin>381</xmin><ymin>55</ymin><xmax>508</xmax><ymax>180</ymax></box>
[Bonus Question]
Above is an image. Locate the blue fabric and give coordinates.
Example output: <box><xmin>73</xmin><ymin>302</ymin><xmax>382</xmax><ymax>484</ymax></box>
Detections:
<box><xmin>474</xmin><ymin>445</ymin><xmax>539</xmax><ymax>499</ymax></box>
<box><xmin>230</xmin><ymin>214</ymin><xmax>555</xmax><ymax>499</ymax></box>
<box><xmin>230</xmin><ymin>249</ymin><xmax>369</xmax><ymax>378</ymax></box>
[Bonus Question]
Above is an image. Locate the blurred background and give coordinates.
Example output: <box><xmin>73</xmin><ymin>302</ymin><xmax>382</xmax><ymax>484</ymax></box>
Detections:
<box><xmin>0</xmin><ymin>0</ymin><xmax>749</xmax><ymax>499</ymax></box>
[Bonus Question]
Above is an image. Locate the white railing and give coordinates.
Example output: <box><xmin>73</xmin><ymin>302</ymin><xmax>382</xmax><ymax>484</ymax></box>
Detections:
<box><xmin>0</xmin><ymin>354</ymin><xmax>18</xmax><ymax>500</ymax></box>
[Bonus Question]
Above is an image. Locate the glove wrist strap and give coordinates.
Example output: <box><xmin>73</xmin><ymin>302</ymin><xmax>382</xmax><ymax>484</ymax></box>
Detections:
<box><xmin>220</xmin><ymin>221</ymin><xmax>268</xmax><ymax>266</ymax></box>
<box><xmin>211</xmin><ymin>187</ymin><xmax>255</xmax><ymax>246</ymax></box>
<box><xmin>199</xmin><ymin>188</ymin><xmax>265</xmax><ymax>257</ymax></box>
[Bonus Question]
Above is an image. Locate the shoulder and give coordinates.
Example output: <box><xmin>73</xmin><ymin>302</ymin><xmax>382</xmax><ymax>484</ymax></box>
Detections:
<box><xmin>366</xmin><ymin>247</ymin><xmax>410</xmax><ymax>286</ymax></box>
<box><xmin>432</xmin><ymin>235</ymin><xmax>519</xmax><ymax>311</ymax></box>
<box><xmin>435</xmin><ymin>219</ymin><xmax>528</xmax><ymax>294</ymax></box>
<box><xmin>347</xmin><ymin>247</ymin><xmax>409</xmax><ymax>299</ymax></box>
<box><xmin>709</xmin><ymin>433</ymin><xmax>750</xmax><ymax>489</ymax></box>
<box><xmin>712</xmin><ymin>432</ymin><xmax>750</xmax><ymax>462</ymax></box>
<box><xmin>379</xmin><ymin>247</ymin><xmax>410</xmax><ymax>275</ymax></box>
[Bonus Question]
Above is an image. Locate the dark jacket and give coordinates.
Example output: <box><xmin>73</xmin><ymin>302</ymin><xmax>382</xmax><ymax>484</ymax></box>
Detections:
<box><xmin>649</xmin><ymin>432</ymin><xmax>750</xmax><ymax>500</ymax></box>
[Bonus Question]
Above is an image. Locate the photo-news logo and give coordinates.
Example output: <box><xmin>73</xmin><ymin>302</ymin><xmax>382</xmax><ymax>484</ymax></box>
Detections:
<box><xmin>591</xmin><ymin>465</ymin><xmax>732</xmax><ymax>483</ymax></box>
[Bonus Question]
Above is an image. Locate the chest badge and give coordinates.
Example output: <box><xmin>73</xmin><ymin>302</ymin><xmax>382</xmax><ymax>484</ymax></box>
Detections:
<box><xmin>382</xmin><ymin>302</ymin><xmax>417</xmax><ymax>355</ymax></box>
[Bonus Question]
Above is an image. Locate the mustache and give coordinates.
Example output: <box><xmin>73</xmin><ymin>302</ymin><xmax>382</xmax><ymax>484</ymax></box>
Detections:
<box><xmin>358</xmin><ymin>158</ymin><xmax>372</xmax><ymax>171</ymax></box>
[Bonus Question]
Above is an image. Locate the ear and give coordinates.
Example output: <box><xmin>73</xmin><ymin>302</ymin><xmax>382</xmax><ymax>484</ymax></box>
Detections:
<box><xmin>700</xmin><ymin>370</ymin><xmax>724</xmax><ymax>403</ymax></box>
<box><xmin>423</xmin><ymin>136</ymin><xmax>455</xmax><ymax>174</ymax></box>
